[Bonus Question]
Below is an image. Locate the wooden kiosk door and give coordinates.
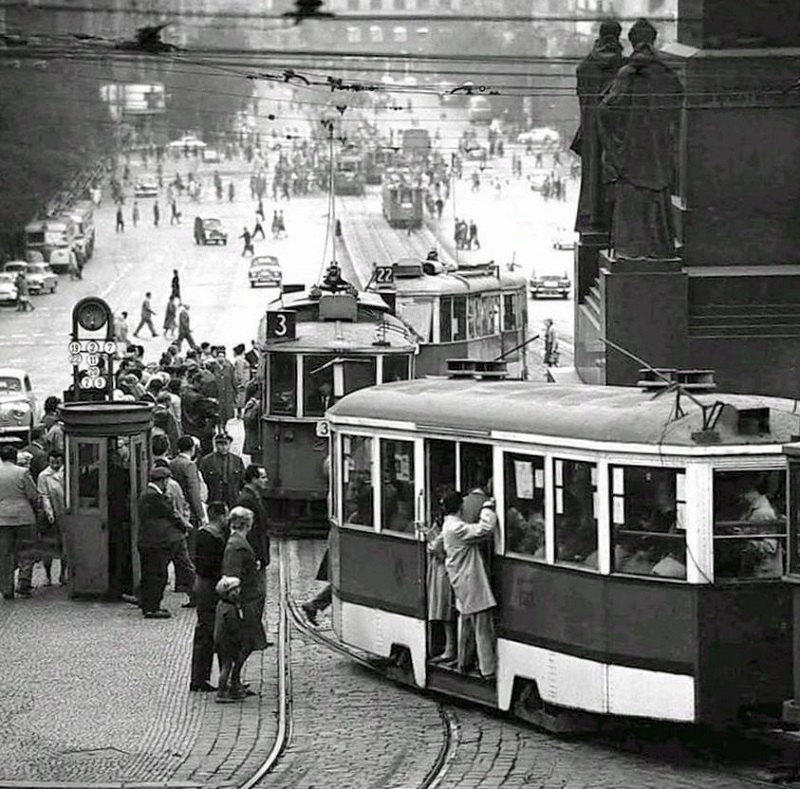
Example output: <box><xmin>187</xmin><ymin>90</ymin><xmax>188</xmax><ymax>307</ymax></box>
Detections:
<box><xmin>67</xmin><ymin>437</ymin><xmax>108</xmax><ymax>596</ymax></box>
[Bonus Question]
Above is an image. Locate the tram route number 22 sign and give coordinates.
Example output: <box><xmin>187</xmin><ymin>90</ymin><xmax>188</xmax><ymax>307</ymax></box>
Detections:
<box><xmin>266</xmin><ymin>310</ymin><xmax>296</xmax><ymax>340</ymax></box>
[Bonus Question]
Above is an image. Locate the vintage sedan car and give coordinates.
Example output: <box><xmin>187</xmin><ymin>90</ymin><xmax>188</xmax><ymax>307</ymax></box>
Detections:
<box><xmin>194</xmin><ymin>217</ymin><xmax>228</xmax><ymax>245</ymax></box>
<box><xmin>0</xmin><ymin>273</ymin><xmax>18</xmax><ymax>305</ymax></box>
<box><xmin>249</xmin><ymin>255</ymin><xmax>282</xmax><ymax>288</ymax></box>
<box><xmin>529</xmin><ymin>271</ymin><xmax>571</xmax><ymax>299</ymax></box>
<box><xmin>134</xmin><ymin>179</ymin><xmax>159</xmax><ymax>199</ymax></box>
<box><xmin>202</xmin><ymin>147</ymin><xmax>221</xmax><ymax>163</ymax></box>
<box><xmin>552</xmin><ymin>227</ymin><xmax>577</xmax><ymax>250</ymax></box>
<box><xmin>25</xmin><ymin>262</ymin><xmax>58</xmax><ymax>294</ymax></box>
<box><xmin>0</xmin><ymin>368</ymin><xmax>38</xmax><ymax>442</ymax></box>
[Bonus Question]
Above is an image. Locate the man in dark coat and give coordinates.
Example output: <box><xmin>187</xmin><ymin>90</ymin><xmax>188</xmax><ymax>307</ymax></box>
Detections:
<box><xmin>181</xmin><ymin>373</ymin><xmax>217</xmax><ymax>456</ymax></box>
<box><xmin>570</xmin><ymin>19</ymin><xmax>626</xmax><ymax>236</ymax></box>
<box><xmin>199</xmin><ymin>433</ymin><xmax>245</xmax><ymax>510</ymax></box>
<box><xmin>176</xmin><ymin>304</ymin><xmax>198</xmax><ymax>352</ymax></box>
<box><xmin>137</xmin><ymin>466</ymin><xmax>183</xmax><ymax>618</ymax></box>
<box><xmin>21</xmin><ymin>426</ymin><xmax>49</xmax><ymax>481</ymax></box>
<box><xmin>236</xmin><ymin>464</ymin><xmax>271</xmax><ymax>619</ymax></box>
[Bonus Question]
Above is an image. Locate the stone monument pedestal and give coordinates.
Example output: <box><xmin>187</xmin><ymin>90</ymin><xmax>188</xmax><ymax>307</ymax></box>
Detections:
<box><xmin>585</xmin><ymin>253</ymin><xmax>689</xmax><ymax>385</ymax></box>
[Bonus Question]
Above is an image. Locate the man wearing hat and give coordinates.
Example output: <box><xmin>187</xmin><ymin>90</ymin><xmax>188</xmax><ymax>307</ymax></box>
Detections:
<box><xmin>137</xmin><ymin>466</ymin><xmax>184</xmax><ymax>618</ymax></box>
<box><xmin>199</xmin><ymin>433</ymin><xmax>245</xmax><ymax>510</ymax></box>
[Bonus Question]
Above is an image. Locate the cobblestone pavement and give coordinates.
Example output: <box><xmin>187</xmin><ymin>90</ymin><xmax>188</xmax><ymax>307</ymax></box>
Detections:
<box><xmin>0</xmin><ymin>560</ymin><xmax>279</xmax><ymax>788</ymax></box>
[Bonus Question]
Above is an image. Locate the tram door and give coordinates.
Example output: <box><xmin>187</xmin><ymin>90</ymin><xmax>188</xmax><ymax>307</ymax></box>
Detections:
<box><xmin>424</xmin><ymin>440</ymin><xmax>494</xmax><ymax>660</ymax></box>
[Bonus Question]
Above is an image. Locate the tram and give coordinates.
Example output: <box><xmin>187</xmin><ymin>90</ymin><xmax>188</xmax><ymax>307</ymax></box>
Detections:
<box><xmin>381</xmin><ymin>169</ymin><xmax>425</xmax><ymax>229</ymax></box>
<box><xmin>371</xmin><ymin>258</ymin><xmax>528</xmax><ymax>379</ymax></box>
<box><xmin>333</xmin><ymin>153</ymin><xmax>366</xmax><ymax>196</ymax></box>
<box><xmin>327</xmin><ymin>369</ymin><xmax>797</xmax><ymax>730</ymax></box>
<box><xmin>364</xmin><ymin>144</ymin><xmax>397</xmax><ymax>185</ymax></box>
<box><xmin>255</xmin><ymin>279</ymin><xmax>416</xmax><ymax>531</ymax></box>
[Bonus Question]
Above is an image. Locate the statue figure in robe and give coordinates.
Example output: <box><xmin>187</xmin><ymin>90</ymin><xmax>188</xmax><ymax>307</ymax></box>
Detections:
<box><xmin>597</xmin><ymin>18</ymin><xmax>684</xmax><ymax>259</ymax></box>
<box><xmin>571</xmin><ymin>19</ymin><xmax>627</xmax><ymax>236</ymax></box>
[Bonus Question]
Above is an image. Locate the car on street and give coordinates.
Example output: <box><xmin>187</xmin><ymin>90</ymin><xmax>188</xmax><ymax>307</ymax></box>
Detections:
<box><xmin>134</xmin><ymin>179</ymin><xmax>159</xmax><ymax>199</ymax></box>
<box><xmin>0</xmin><ymin>273</ymin><xmax>18</xmax><ymax>305</ymax></box>
<box><xmin>552</xmin><ymin>227</ymin><xmax>577</xmax><ymax>250</ymax></box>
<box><xmin>0</xmin><ymin>368</ymin><xmax>38</xmax><ymax>442</ymax></box>
<box><xmin>528</xmin><ymin>171</ymin><xmax>548</xmax><ymax>191</ymax></box>
<box><xmin>169</xmin><ymin>134</ymin><xmax>206</xmax><ymax>153</ymax></box>
<box><xmin>194</xmin><ymin>217</ymin><xmax>228</xmax><ymax>245</ymax></box>
<box><xmin>464</xmin><ymin>142</ymin><xmax>489</xmax><ymax>160</ymax></box>
<box><xmin>517</xmin><ymin>127</ymin><xmax>561</xmax><ymax>148</ymax></box>
<box><xmin>529</xmin><ymin>271</ymin><xmax>571</xmax><ymax>299</ymax></box>
<box><xmin>202</xmin><ymin>148</ymin><xmax>221</xmax><ymax>163</ymax></box>
<box><xmin>249</xmin><ymin>255</ymin><xmax>282</xmax><ymax>288</ymax></box>
<box><xmin>25</xmin><ymin>262</ymin><xmax>59</xmax><ymax>294</ymax></box>
<box><xmin>1</xmin><ymin>260</ymin><xmax>58</xmax><ymax>294</ymax></box>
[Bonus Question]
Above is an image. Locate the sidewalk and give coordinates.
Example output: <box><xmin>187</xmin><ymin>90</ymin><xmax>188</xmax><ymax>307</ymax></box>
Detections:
<box><xmin>0</xmin><ymin>561</ymin><xmax>278</xmax><ymax>789</ymax></box>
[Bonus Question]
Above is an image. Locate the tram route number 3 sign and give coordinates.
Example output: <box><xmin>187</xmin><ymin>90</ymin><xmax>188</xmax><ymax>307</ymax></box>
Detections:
<box><xmin>68</xmin><ymin>339</ymin><xmax>115</xmax><ymax>390</ymax></box>
<box><xmin>266</xmin><ymin>310</ymin><xmax>296</xmax><ymax>340</ymax></box>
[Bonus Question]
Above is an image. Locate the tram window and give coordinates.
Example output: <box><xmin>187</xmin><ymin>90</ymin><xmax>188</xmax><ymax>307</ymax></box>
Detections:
<box><xmin>439</xmin><ymin>298</ymin><xmax>452</xmax><ymax>342</ymax></box>
<box><xmin>452</xmin><ymin>297</ymin><xmax>467</xmax><ymax>341</ymax></box>
<box><xmin>268</xmin><ymin>354</ymin><xmax>297</xmax><ymax>416</ymax></box>
<box><xmin>304</xmin><ymin>354</ymin><xmax>336</xmax><ymax>416</ymax></box>
<box><xmin>382</xmin><ymin>355</ymin><xmax>410</xmax><ymax>383</ymax></box>
<box><xmin>503</xmin><ymin>294</ymin><xmax>517</xmax><ymax>331</ymax></box>
<box><xmin>554</xmin><ymin>459</ymin><xmax>598</xmax><ymax>569</ymax></box>
<box><xmin>343</xmin><ymin>358</ymin><xmax>377</xmax><ymax>395</ymax></box>
<box><xmin>483</xmin><ymin>294</ymin><xmax>500</xmax><ymax>336</ymax></box>
<box><xmin>789</xmin><ymin>462</ymin><xmax>800</xmax><ymax>574</ymax></box>
<box><xmin>380</xmin><ymin>439</ymin><xmax>415</xmax><ymax>534</ymax></box>
<box><xmin>504</xmin><ymin>452</ymin><xmax>545</xmax><ymax>559</ymax></box>
<box><xmin>713</xmin><ymin>470</ymin><xmax>786</xmax><ymax>580</ymax></box>
<box><xmin>610</xmin><ymin>466</ymin><xmax>686</xmax><ymax>580</ymax></box>
<box><xmin>468</xmin><ymin>295</ymin><xmax>480</xmax><ymax>339</ymax></box>
<box><xmin>461</xmin><ymin>443</ymin><xmax>493</xmax><ymax>523</ymax></box>
<box><xmin>342</xmin><ymin>435</ymin><xmax>374</xmax><ymax>527</ymax></box>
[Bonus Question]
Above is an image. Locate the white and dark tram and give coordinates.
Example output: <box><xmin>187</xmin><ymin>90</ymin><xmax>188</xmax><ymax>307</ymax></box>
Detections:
<box><xmin>324</xmin><ymin>369</ymin><xmax>800</xmax><ymax>729</ymax></box>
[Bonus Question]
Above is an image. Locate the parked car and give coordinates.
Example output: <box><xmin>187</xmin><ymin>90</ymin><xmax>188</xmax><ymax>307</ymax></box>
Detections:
<box><xmin>552</xmin><ymin>227</ymin><xmax>577</xmax><ymax>250</ymax></box>
<box><xmin>248</xmin><ymin>255</ymin><xmax>282</xmax><ymax>288</ymax></box>
<box><xmin>194</xmin><ymin>217</ymin><xmax>228</xmax><ymax>245</ymax></box>
<box><xmin>0</xmin><ymin>368</ymin><xmax>38</xmax><ymax>443</ymax></box>
<box><xmin>134</xmin><ymin>179</ymin><xmax>159</xmax><ymax>199</ymax></box>
<box><xmin>48</xmin><ymin>246</ymin><xmax>76</xmax><ymax>273</ymax></box>
<box><xmin>0</xmin><ymin>273</ymin><xmax>18</xmax><ymax>305</ymax></box>
<box><xmin>1</xmin><ymin>260</ymin><xmax>57</xmax><ymax>294</ymax></box>
<box><xmin>202</xmin><ymin>148</ymin><xmax>221</xmax><ymax>163</ymax></box>
<box><xmin>529</xmin><ymin>271</ymin><xmax>571</xmax><ymax>299</ymax></box>
<box><xmin>25</xmin><ymin>262</ymin><xmax>58</xmax><ymax>294</ymax></box>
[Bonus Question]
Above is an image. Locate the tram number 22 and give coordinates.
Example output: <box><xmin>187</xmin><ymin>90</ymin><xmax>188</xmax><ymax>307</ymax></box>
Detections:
<box><xmin>375</xmin><ymin>266</ymin><xmax>394</xmax><ymax>286</ymax></box>
<box><xmin>267</xmin><ymin>310</ymin><xmax>296</xmax><ymax>340</ymax></box>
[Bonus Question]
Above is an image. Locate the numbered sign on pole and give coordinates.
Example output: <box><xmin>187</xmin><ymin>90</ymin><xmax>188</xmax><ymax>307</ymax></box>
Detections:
<box><xmin>266</xmin><ymin>310</ymin><xmax>296</xmax><ymax>340</ymax></box>
<box><xmin>375</xmin><ymin>265</ymin><xmax>394</xmax><ymax>287</ymax></box>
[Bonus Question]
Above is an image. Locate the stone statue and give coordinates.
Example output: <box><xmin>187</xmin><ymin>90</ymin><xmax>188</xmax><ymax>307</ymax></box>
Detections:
<box><xmin>571</xmin><ymin>19</ymin><xmax>627</xmax><ymax>236</ymax></box>
<box><xmin>597</xmin><ymin>18</ymin><xmax>683</xmax><ymax>259</ymax></box>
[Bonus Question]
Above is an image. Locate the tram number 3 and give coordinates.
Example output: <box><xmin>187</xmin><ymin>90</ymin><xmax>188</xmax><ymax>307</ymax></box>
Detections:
<box><xmin>266</xmin><ymin>310</ymin><xmax>296</xmax><ymax>340</ymax></box>
<box><xmin>375</xmin><ymin>266</ymin><xmax>394</xmax><ymax>286</ymax></box>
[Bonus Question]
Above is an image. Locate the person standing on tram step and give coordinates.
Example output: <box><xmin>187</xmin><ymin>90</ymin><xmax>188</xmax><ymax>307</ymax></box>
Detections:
<box><xmin>0</xmin><ymin>444</ymin><xmax>40</xmax><ymax>599</ymax></box>
<box><xmin>133</xmin><ymin>292</ymin><xmax>158</xmax><ymax>338</ymax></box>
<box><xmin>137</xmin><ymin>466</ymin><xmax>182</xmax><ymax>619</ymax></box>
<box><xmin>190</xmin><ymin>500</ymin><xmax>229</xmax><ymax>693</ymax></box>
<box><xmin>441</xmin><ymin>490</ymin><xmax>497</xmax><ymax>680</ymax></box>
<box><xmin>216</xmin><ymin>507</ymin><xmax>268</xmax><ymax>702</ymax></box>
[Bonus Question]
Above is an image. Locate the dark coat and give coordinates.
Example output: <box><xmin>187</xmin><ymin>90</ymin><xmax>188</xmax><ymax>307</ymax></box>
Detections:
<box><xmin>181</xmin><ymin>385</ymin><xmax>217</xmax><ymax>441</ymax></box>
<box><xmin>221</xmin><ymin>531</ymin><xmax>267</xmax><ymax>652</ymax></box>
<box><xmin>236</xmin><ymin>483</ymin><xmax>270</xmax><ymax>566</ymax></box>
<box><xmin>198</xmin><ymin>451</ymin><xmax>245</xmax><ymax>509</ymax></box>
<box><xmin>137</xmin><ymin>485</ymin><xmax>183</xmax><ymax>549</ymax></box>
<box><xmin>21</xmin><ymin>440</ymin><xmax>48</xmax><ymax>481</ymax></box>
<box><xmin>169</xmin><ymin>454</ymin><xmax>206</xmax><ymax>525</ymax></box>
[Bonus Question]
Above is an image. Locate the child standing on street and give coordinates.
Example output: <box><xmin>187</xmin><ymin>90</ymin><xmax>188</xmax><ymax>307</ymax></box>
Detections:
<box><xmin>214</xmin><ymin>575</ymin><xmax>247</xmax><ymax>703</ymax></box>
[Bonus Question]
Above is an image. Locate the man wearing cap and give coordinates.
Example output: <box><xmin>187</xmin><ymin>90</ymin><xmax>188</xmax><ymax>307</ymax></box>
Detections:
<box><xmin>137</xmin><ymin>466</ymin><xmax>183</xmax><ymax>618</ymax></box>
<box><xmin>199</xmin><ymin>434</ymin><xmax>245</xmax><ymax>510</ymax></box>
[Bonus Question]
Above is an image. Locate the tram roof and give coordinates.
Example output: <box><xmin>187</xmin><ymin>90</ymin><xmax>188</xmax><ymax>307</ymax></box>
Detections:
<box><xmin>389</xmin><ymin>268</ymin><xmax>527</xmax><ymax>296</ymax></box>
<box><xmin>327</xmin><ymin>379</ymin><xmax>800</xmax><ymax>448</ymax></box>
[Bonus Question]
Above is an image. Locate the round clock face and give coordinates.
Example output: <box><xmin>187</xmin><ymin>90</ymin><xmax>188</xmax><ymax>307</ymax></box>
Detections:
<box><xmin>77</xmin><ymin>300</ymin><xmax>108</xmax><ymax>332</ymax></box>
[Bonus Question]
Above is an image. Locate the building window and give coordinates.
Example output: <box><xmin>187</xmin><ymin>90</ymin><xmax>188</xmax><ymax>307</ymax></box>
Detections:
<box><xmin>417</xmin><ymin>0</ymin><xmax>429</xmax><ymax>9</ymax></box>
<box><xmin>554</xmin><ymin>459</ymin><xmax>598</xmax><ymax>569</ymax></box>
<box><xmin>342</xmin><ymin>435</ymin><xmax>373</xmax><ymax>527</ymax></box>
<box><xmin>268</xmin><ymin>353</ymin><xmax>296</xmax><ymax>416</ymax></box>
<box><xmin>504</xmin><ymin>452</ymin><xmax>546</xmax><ymax>558</ymax></box>
<box><xmin>393</xmin><ymin>0</ymin><xmax>406</xmax><ymax>8</ymax></box>
<box><xmin>393</xmin><ymin>26</ymin><xmax>408</xmax><ymax>43</ymax></box>
<box><xmin>713</xmin><ymin>470</ymin><xmax>786</xmax><ymax>579</ymax></box>
<box><xmin>370</xmin><ymin>0</ymin><xmax>382</xmax><ymax>10</ymax></box>
<box><xmin>347</xmin><ymin>0</ymin><xmax>360</xmax><ymax>9</ymax></box>
<box><xmin>369</xmin><ymin>25</ymin><xmax>383</xmax><ymax>43</ymax></box>
<box><xmin>380</xmin><ymin>438</ymin><xmax>415</xmax><ymax>534</ymax></box>
<box><xmin>346</xmin><ymin>26</ymin><xmax>361</xmax><ymax>43</ymax></box>
<box><xmin>610</xmin><ymin>466</ymin><xmax>686</xmax><ymax>579</ymax></box>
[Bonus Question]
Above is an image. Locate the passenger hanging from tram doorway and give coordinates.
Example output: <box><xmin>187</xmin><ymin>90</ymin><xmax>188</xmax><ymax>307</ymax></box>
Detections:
<box><xmin>440</xmin><ymin>490</ymin><xmax>497</xmax><ymax>680</ymax></box>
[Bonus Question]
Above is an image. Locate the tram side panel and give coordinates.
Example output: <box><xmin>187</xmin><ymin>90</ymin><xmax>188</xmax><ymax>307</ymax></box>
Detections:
<box><xmin>333</xmin><ymin>523</ymin><xmax>428</xmax><ymax>686</ymax></box>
